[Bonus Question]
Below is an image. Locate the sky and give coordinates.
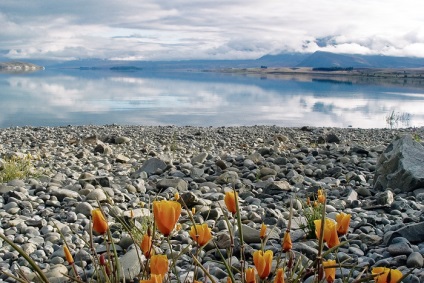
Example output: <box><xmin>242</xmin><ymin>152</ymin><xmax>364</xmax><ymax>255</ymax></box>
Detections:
<box><xmin>1</xmin><ymin>0</ymin><xmax>424</xmax><ymax>61</ymax></box>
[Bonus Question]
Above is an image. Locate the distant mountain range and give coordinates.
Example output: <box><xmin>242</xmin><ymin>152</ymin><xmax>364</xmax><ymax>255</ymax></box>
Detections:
<box><xmin>294</xmin><ymin>51</ymin><xmax>424</xmax><ymax>68</ymax></box>
<box><xmin>1</xmin><ymin>51</ymin><xmax>424</xmax><ymax>71</ymax></box>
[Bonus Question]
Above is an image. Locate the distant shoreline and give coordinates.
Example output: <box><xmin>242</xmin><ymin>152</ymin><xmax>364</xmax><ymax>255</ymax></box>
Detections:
<box><xmin>215</xmin><ymin>66</ymin><xmax>424</xmax><ymax>78</ymax></box>
<box><xmin>0</xmin><ymin>61</ymin><xmax>44</xmax><ymax>74</ymax></box>
<box><xmin>211</xmin><ymin>67</ymin><xmax>424</xmax><ymax>88</ymax></box>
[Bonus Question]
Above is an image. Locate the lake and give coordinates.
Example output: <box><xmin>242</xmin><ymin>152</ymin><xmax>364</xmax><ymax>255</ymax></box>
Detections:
<box><xmin>1</xmin><ymin>69</ymin><xmax>424</xmax><ymax>128</ymax></box>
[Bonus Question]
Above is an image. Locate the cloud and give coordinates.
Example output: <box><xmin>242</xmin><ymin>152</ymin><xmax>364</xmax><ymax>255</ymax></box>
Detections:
<box><xmin>1</xmin><ymin>0</ymin><xmax>424</xmax><ymax>60</ymax></box>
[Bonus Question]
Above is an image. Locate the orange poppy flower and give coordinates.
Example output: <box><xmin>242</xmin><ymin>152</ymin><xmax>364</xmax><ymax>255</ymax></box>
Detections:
<box><xmin>92</xmin><ymin>208</ymin><xmax>108</xmax><ymax>235</ymax></box>
<box><xmin>372</xmin><ymin>267</ymin><xmax>403</xmax><ymax>283</ymax></box>
<box><xmin>314</xmin><ymin>218</ymin><xmax>340</xmax><ymax>248</ymax></box>
<box><xmin>253</xmin><ymin>250</ymin><xmax>273</xmax><ymax>279</ymax></box>
<box><xmin>282</xmin><ymin>231</ymin><xmax>292</xmax><ymax>252</ymax></box>
<box><xmin>141</xmin><ymin>234</ymin><xmax>152</xmax><ymax>258</ymax></box>
<box><xmin>260</xmin><ymin>223</ymin><xmax>267</xmax><ymax>239</ymax></box>
<box><xmin>224</xmin><ymin>191</ymin><xmax>238</xmax><ymax>214</ymax></box>
<box><xmin>150</xmin><ymin>254</ymin><xmax>169</xmax><ymax>277</ymax></box>
<box><xmin>322</xmin><ymin>260</ymin><xmax>336</xmax><ymax>283</ymax></box>
<box><xmin>274</xmin><ymin>268</ymin><xmax>285</xmax><ymax>283</ymax></box>
<box><xmin>245</xmin><ymin>268</ymin><xmax>256</xmax><ymax>283</ymax></box>
<box><xmin>153</xmin><ymin>200</ymin><xmax>181</xmax><ymax>236</ymax></box>
<box><xmin>317</xmin><ymin>189</ymin><xmax>326</xmax><ymax>203</ymax></box>
<box><xmin>63</xmin><ymin>246</ymin><xmax>74</xmax><ymax>264</ymax></box>
<box><xmin>189</xmin><ymin>223</ymin><xmax>212</xmax><ymax>246</ymax></box>
<box><xmin>335</xmin><ymin>212</ymin><xmax>351</xmax><ymax>235</ymax></box>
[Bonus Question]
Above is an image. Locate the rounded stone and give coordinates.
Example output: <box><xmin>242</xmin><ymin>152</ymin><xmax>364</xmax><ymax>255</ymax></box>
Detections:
<box><xmin>85</xmin><ymin>188</ymin><xmax>107</xmax><ymax>201</ymax></box>
<box><xmin>407</xmin><ymin>252</ymin><xmax>424</xmax><ymax>268</ymax></box>
<box><xmin>388</xmin><ymin>242</ymin><xmax>413</xmax><ymax>256</ymax></box>
<box><xmin>75</xmin><ymin>202</ymin><xmax>94</xmax><ymax>217</ymax></box>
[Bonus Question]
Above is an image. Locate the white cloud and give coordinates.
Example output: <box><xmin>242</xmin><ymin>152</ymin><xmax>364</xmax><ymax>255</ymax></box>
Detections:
<box><xmin>1</xmin><ymin>0</ymin><xmax>424</xmax><ymax>60</ymax></box>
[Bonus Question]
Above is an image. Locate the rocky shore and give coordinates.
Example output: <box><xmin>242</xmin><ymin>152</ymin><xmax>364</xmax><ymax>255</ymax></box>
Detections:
<box><xmin>1</xmin><ymin>125</ymin><xmax>424</xmax><ymax>282</ymax></box>
<box><xmin>0</xmin><ymin>61</ymin><xmax>44</xmax><ymax>74</ymax></box>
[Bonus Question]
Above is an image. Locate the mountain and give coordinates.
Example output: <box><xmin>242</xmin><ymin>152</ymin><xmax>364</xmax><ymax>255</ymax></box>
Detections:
<box><xmin>296</xmin><ymin>51</ymin><xmax>424</xmax><ymax>68</ymax></box>
<box><xmin>255</xmin><ymin>52</ymin><xmax>310</xmax><ymax>67</ymax></box>
<box><xmin>3</xmin><ymin>51</ymin><xmax>424</xmax><ymax>71</ymax></box>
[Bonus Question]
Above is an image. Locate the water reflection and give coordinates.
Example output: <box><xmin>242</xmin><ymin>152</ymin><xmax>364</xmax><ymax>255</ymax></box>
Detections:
<box><xmin>0</xmin><ymin>70</ymin><xmax>423</xmax><ymax>128</ymax></box>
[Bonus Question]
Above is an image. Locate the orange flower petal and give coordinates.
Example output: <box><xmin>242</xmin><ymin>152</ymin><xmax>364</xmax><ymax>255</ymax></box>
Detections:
<box><xmin>314</xmin><ymin>219</ymin><xmax>322</xmax><ymax>239</ymax></box>
<box><xmin>315</xmin><ymin>218</ymin><xmax>340</xmax><ymax>248</ymax></box>
<box><xmin>253</xmin><ymin>250</ymin><xmax>273</xmax><ymax>279</ymax></box>
<box><xmin>253</xmin><ymin>250</ymin><xmax>265</xmax><ymax>277</ymax></box>
<box><xmin>63</xmin><ymin>246</ymin><xmax>74</xmax><ymax>264</ymax></box>
<box><xmin>224</xmin><ymin>191</ymin><xmax>237</xmax><ymax>214</ymax></box>
<box><xmin>326</xmin><ymin>220</ymin><xmax>340</xmax><ymax>248</ymax></box>
<box><xmin>153</xmin><ymin>200</ymin><xmax>181</xmax><ymax>236</ymax></box>
<box><xmin>141</xmin><ymin>234</ymin><xmax>152</xmax><ymax>258</ymax></box>
<box><xmin>263</xmin><ymin>250</ymin><xmax>273</xmax><ymax>279</ymax></box>
<box><xmin>274</xmin><ymin>268</ymin><xmax>285</xmax><ymax>283</ymax></box>
<box><xmin>150</xmin><ymin>254</ymin><xmax>168</xmax><ymax>276</ymax></box>
<box><xmin>282</xmin><ymin>231</ymin><xmax>292</xmax><ymax>252</ymax></box>
<box><xmin>336</xmin><ymin>212</ymin><xmax>351</xmax><ymax>235</ymax></box>
<box><xmin>317</xmin><ymin>189</ymin><xmax>326</xmax><ymax>203</ymax></box>
<box><xmin>260</xmin><ymin>223</ymin><xmax>267</xmax><ymax>239</ymax></box>
<box><xmin>245</xmin><ymin>268</ymin><xmax>256</xmax><ymax>283</ymax></box>
<box><xmin>372</xmin><ymin>267</ymin><xmax>403</xmax><ymax>283</ymax></box>
<box><xmin>190</xmin><ymin>223</ymin><xmax>212</xmax><ymax>246</ymax></box>
<box><xmin>151</xmin><ymin>274</ymin><xmax>162</xmax><ymax>283</ymax></box>
<box><xmin>92</xmin><ymin>208</ymin><xmax>108</xmax><ymax>235</ymax></box>
<box><xmin>323</xmin><ymin>260</ymin><xmax>336</xmax><ymax>283</ymax></box>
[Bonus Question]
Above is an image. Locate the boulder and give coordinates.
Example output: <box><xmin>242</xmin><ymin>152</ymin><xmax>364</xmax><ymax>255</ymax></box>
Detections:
<box><xmin>374</xmin><ymin>135</ymin><xmax>424</xmax><ymax>192</ymax></box>
<box><xmin>134</xmin><ymin>157</ymin><xmax>167</xmax><ymax>176</ymax></box>
<box><xmin>383</xmin><ymin>221</ymin><xmax>424</xmax><ymax>245</ymax></box>
<box><xmin>263</xmin><ymin>180</ymin><xmax>292</xmax><ymax>194</ymax></box>
<box><xmin>119</xmin><ymin>246</ymin><xmax>145</xmax><ymax>281</ymax></box>
<box><xmin>156</xmin><ymin>178</ymin><xmax>188</xmax><ymax>192</ymax></box>
<box><xmin>191</xmin><ymin>152</ymin><xmax>208</xmax><ymax>164</ymax></box>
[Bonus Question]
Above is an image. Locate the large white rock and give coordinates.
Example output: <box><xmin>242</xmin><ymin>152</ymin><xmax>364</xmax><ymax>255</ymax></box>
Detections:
<box><xmin>374</xmin><ymin>135</ymin><xmax>424</xmax><ymax>192</ymax></box>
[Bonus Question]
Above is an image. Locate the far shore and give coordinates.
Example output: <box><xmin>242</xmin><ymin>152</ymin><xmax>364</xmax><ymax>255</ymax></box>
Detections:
<box><xmin>212</xmin><ymin>67</ymin><xmax>424</xmax><ymax>88</ymax></box>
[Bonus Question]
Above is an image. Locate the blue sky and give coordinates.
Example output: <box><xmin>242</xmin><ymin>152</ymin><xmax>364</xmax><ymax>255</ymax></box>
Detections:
<box><xmin>1</xmin><ymin>0</ymin><xmax>423</xmax><ymax>61</ymax></box>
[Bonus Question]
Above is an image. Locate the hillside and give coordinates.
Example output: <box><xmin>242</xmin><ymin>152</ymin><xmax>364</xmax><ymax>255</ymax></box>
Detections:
<box><xmin>255</xmin><ymin>52</ymin><xmax>310</xmax><ymax>67</ymax></box>
<box><xmin>2</xmin><ymin>52</ymin><xmax>424</xmax><ymax>71</ymax></box>
<box><xmin>296</xmin><ymin>51</ymin><xmax>424</xmax><ymax>68</ymax></box>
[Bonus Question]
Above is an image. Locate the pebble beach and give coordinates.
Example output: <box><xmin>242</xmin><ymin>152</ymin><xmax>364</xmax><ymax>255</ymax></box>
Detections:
<box><xmin>1</xmin><ymin>125</ymin><xmax>424</xmax><ymax>282</ymax></box>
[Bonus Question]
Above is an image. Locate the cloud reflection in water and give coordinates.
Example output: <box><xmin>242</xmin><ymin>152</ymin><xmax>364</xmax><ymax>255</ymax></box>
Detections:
<box><xmin>0</xmin><ymin>71</ymin><xmax>423</xmax><ymax>128</ymax></box>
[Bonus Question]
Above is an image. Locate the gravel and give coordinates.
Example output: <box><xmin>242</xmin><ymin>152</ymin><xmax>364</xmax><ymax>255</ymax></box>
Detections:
<box><xmin>1</xmin><ymin>125</ymin><xmax>424</xmax><ymax>282</ymax></box>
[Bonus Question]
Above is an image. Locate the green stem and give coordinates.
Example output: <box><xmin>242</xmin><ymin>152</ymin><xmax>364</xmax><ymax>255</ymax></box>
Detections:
<box><xmin>213</xmin><ymin>242</ymin><xmax>235</xmax><ymax>283</ymax></box>
<box><xmin>192</xmin><ymin>226</ymin><xmax>200</xmax><ymax>281</ymax></box>
<box><xmin>106</xmin><ymin>229</ymin><xmax>121</xmax><ymax>282</ymax></box>
<box><xmin>0</xmin><ymin>232</ymin><xmax>50</xmax><ymax>283</ymax></box>
<box><xmin>192</xmin><ymin>255</ymin><xmax>218</xmax><ymax>283</ymax></box>
<box><xmin>0</xmin><ymin>270</ymin><xmax>29</xmax><ymax>283</ymax></box>
<box><xmin>167</xmin><ymin>236</ymin><xmax>181</xmax><ymax>283</ymax></box>
<box><xmin>314</xmin><ymin>201</ymin><xmax>326</xmax><ymax>283</ymax></box>
<box><xmin>233</xmin><ymin>187</ymin><xmax>244</xmax><ymax>283</ymax></box>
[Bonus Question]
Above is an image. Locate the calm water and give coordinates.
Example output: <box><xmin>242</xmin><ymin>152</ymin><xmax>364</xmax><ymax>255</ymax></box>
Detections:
<box><xmin>1</xmin><ymin>69</ymin><xmax>424</xmax><ymax>128</ymax></box>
